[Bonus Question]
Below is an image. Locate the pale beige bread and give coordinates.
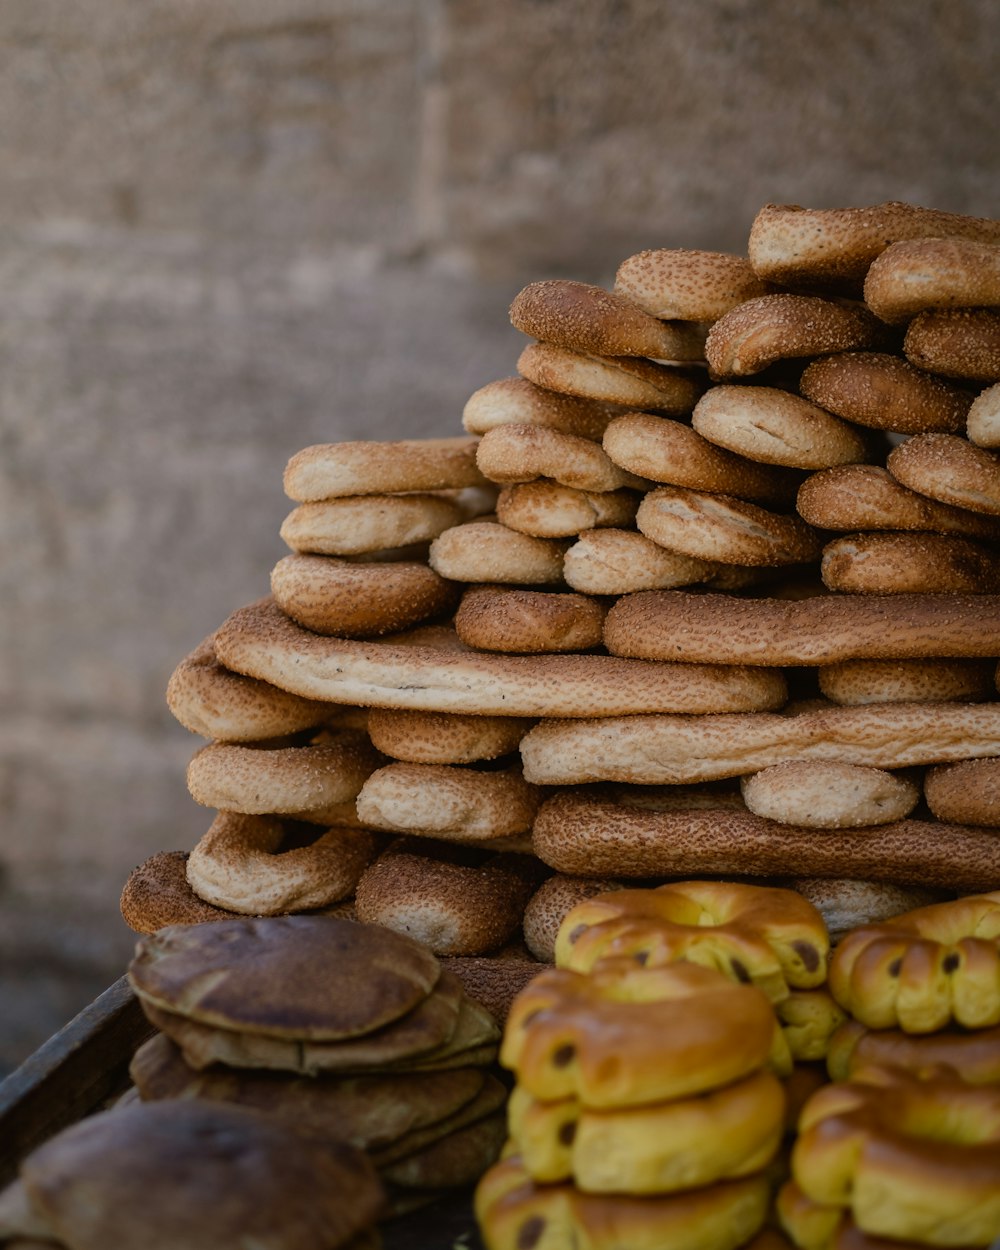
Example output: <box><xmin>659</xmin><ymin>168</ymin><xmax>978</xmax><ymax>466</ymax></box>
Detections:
<box><xmin>741</xmin><ymin>763</ymin><xmax>920</xmax><ymax>830</ymax></box>
<box><xmin>521</xmin><ymin>702</ymin><xmax>1000</xmax><ymax>786</ymax></box>
<box><xmin>355</xmin><ymin>762</ymin><xmax>543</xmax><ymax>843</ymax></box>
<box><xmin>185</xmin><ymin>733</ymin><xmax>381</xmax><ymax>819</ymax></box>
<box><xmin>603</xmin><ymin>589</ymin><xmax>1000</xmax><ymax>665</ymax></box>
<box><xmin>184</xmin><ymin>812</ymin><xmax>376</xmax><ymax>915</ymax></box>
<box><xmin>789</xmin><ymin>879</ymin><xmax>945</xmax><ymax>944</ymax></box>
<box><xmin>968</xmin><ymin>382</ymin><xmax>1000</xmax><ymax>448</ymax></box>
<box><xmin>802</xmin><ymin>352</ymin><xmax>974</xmax><ymax>436</ymax></box>
<box><xmin>121</xmin><ymin>851</ymin><xmax>242</xmax><ymax>933</ymax></box>
<box><xmin>563</xmin><ymin>528</ymin><xmax>717</xmax><ymax>594</ymax></box>
<box><xmin>603</xmin><ymin>410</ymin><xmax>801</xmax><ymax>501</ymax></box>
<box><xmin>818</xmin><ymin>657</ymin><xmax>998</xmax><ymax>705</ymax></box>
<box><xmin>271</xmin><ymin>553</ymin><xmax>458</xmax><ymax>638</ymax></box>
<box><xmin>462</xmin><ymin>376</ymin><xmax>621</xmax><ymax>441</ymax></box>
<box><xmin>529</xmin><ymin>790</ymin><xmax>1000</xmax><ymax>890</ymax></box>
<box><xmin>454</xmin><ymin>584</ymin><xmax>606</xmax><ymax>654</ymax></box>
<box><xmin>517</xmin><ymin>341</ymin><xmax>703</xmax><ymax>414</ymax></box>
<box><xmin>636</xmin><ymin>486</ymin><xmax>824</xmax><ymax>566</ymax></box>
<box><xmin>820</xmin><ymin>531</ymin><xmax>1000</xmax><ymax>595</ymax></box>
<box><xmin>214</xmin><ymin>598</ymin><xmax>788</xmax><ymax>717</ymax></box>
<box><xmin>887</xmin><ymin>432</ymin><xmax>1000</xmax><ymax>515</ymax></box>
<box><xmin>904</xmin><ymin>307</ymin><xmax>1000</xmax><ymax>383</ymax></box>
<box><xmin>476</xmin><ymin>422</ymin><xmax>650</xmax><ymax>492</ymax></box>
<box><xmin>509</xmin><ymin>279</ymin><xmax>707</xmax><ymax>361</ymax></box>
<box><xmin>924</xmin><ymin>757</ymin><xmax>1000</xmax><ymax>826</ymax></box>
<box><xmin>496</xmin><ymin>481</ymin><xmax>638</xmax><ymax>537</ymax></box>
<box><xmin>428</xmin><ymin>519</ymin><xmax>568</xmax><ymax>584</ymax></box>
<box><xmin>864</xmin><ymin>236</ymin><xmax>1000</xmax><ymax>324</ymax></box>
<box><xmin>366</xmin><ymin>708</ymin><xmax>533</xmax><ymax>764</ymax></box>
<box><xmin>522</xmin><ymin>874</ymin><xmax>623</xmax><ymax>963</ymax></box>
<box><xmin>283</xmin><ymin>437</ymin><xmax>485</xmax><ymax>502</ymax></box>
<box><xmin>355</xmin><ymin>840</ymin><xmax>541</xmax><ymax>956</ymax></box>
<box><xmin>704</xmin><ymin>295</ymin><xmax>886</xmax><ymax>378</ymax></box>
<box><xmin>279</xmin><ymin>494</ymin><xmax>464</xmax><ymax>556</ymax></box>
<box><xmin>614</xmin><ymin>248</ymin><xmax>773</xmax><ymax>321</ymax></box>
<box><xmin>691</xmin><ymin>385</ymin><xmax>871</xmax><ymax>469</ymax></box>
<box><xmin>827</xmin><ymin>1017</ymin><xmax>1000</xmax><ymax>1083</ymax></box>
<box><xmin>797</xmin><ymin>464</ymin><xmax>1000</xmax><ymax>539</ymax></box>
<box><xmin>747</xmin><ymin>201</ymin><xmax>1000</xmax><ymax>289</ymax></box>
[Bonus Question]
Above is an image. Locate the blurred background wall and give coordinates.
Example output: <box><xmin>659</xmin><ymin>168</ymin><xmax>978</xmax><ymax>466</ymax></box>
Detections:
<box><xmin>2</xmin><ymin>0</ymin><xmax>998</xmax><ymax>1070</ymax></box>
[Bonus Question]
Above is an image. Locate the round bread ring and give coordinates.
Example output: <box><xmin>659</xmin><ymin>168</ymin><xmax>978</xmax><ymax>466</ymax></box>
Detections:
<box><xmin>705</xmin><ymin>295</ymin><xmax>885</xmax><ymax>378</ymax></box>
<box><xmin>691</xmin><ymin>386</ymin><xmax>870</xmax><ymax>470</ymax></box>
<box><xmin>904</xmin><ymin>308</ymin><xmax>1000</xmax><ymax>384</ymax></box>
<box><xmin>439</xmin><ymin>951</ymin><xmax>545</xmax><ymax>1026</ymax></box>
<box><xmin>563</xmin><ymin>528</ymin><xmax>717</xmax><ymax>594</ymax></box>
<box><xmin>501</xmin><ymin>958</ymin><xmax>785</xmax><ymax>1106</ymax></box>
<box><xmin>270</xmin><ymin>553</ymin><xmax>458</xmax><ymax>638</ymax></box>
<box><xmin>828</xmin><ymin>890</ymin><xmax>1000</xmax><ymax>1031</ymax></box>
<box><xmin>614</xmin><ymin>248</ymin><xmax>773</xmax><ymax>322</ymax></box>
<box><xmin>820</xmin><ymin>531</ymin><xmax>1000</xmax><ymax>595</ymax></box>
<box><xmin>818</xmin><ymin>658</ymin><xmax>998</xmax><ymax>706</ymax></box>
<box><xmin>428</xmin><ymin>520</ymin><xmax>568</xmax><ymax>584</ymax></box>
<box><xmin>827</xmin><ymin>1017</ymin><xmax>1000</xmax><ymax>1084</ymax></box>
<box><xmin>120</xmin><ymin>851</ymin><xmax>242</xmax><ymax>933</ymax></box>
<box><xmin>509</xmin><ymin>279</ymin><xmax>707</xmax><ymax>361</ymax></box>
<box><xmin>476</xmin><ymin>423</ymin><xmax>649</xmax><ymax>493</ymax></box>
<box><xmin>968</xmin><ymin>383</ymin><xmax>1000</xmax><ymax>448</ymax></box>
<box><xmin>185</xmin><ymin>811</ymin><xmax>376</xmax><ymax>915</ymax></box>
<box><xmin>799</xmin><ymin>352</ymin><xmax>972</xmax><ymax>435</ymax></box>
<box><xmin>455</xmin><ymin>584</ymin><xmax>606</xmax><ymax>654</ymax></box>
<box><xmin>366</xmin><ymin>707</ymin><xmax>533</xmax><ymax>764</ymax></box>
<box><xmin>475</xmin><ymin>1155</ymin><xmax>771</xmax><ymax>1250</ymax></box>
<box><xmin>554</xmin><ymin>881</ymin><xmax>829</xmax><ymax>1001</ymax></box>
<box><xmin>637</xmin><ymin>486</ymin><xmax>823</xmax><ymax>567</ymax></box>
<box><xmin>741</xmin><ymin>763</ymin><xmax>919</xmax><ymax>830</ymax></box>
<box><xmin>462</xmin><ymin>376</ymin><xmax>621</xmax><ymax>441</ymax></box>
<box><xmin>887</xmin><ymin>433</ymin><xmax>1000</xmax><ymax>516</ymax></box>
<box><xmin>517</xmin><ymin>342</ymin><xmax>703</xmax><ymax>415</ymax></box>
<box><xmin>791</xmin><ymin>1065</ymin><xmax>1000</xmax><ymax>1246</ymax></box>
<box><xmin>283</xmin><ymin>437</ymin><xmax>486</xmax><ymax>502</ymax></box>
<box><xmin>864</xmin><ymin>237</ymin><xmax>1000</xmax><ymax>324</ymax></box>
<box><xmin>507</xmin><ymin>1066</ymin><xmax>785</xmax><ymax>1194</ymax></box>
<box><xmin>522</xmin><ymin>874</ymin><xmax>623</xmax><ymax>963</ymax></box>
<box><xmin>924</xmin><ymin>757</ymin><xmax>1000</xmax><ymax>826</ymax></box>
<box><xmin>603</xmin><ymin>410</ymin><xmax>800</xmax><ymax>502</ymax></box>
<box><xmin>496</xmin><ymin>481</ymin><xmax>639</xmax><ymax>537</ymax></box>
<box><xmin>789</xmin><ymin>879</ymin><xmax>945</xmax><ymax>944</ymax></box>
<box><xmin>775</xmin><ymin>988</ymin><xmax>848</xmax><ymax>1063</ymax></box>
<box><xmin>279</xmin><ymin>494</ymin><xmax>464</xmax><ymax>556</ymax></box>
<box><xmin>797</xmin><ymin>465</ymin><xmax>1000</xmax><ymax>540</ymax></box>
<box><xmin>354</xmin><ymin>840</ymin><xmax>540</xmax><ymax>956</ymax></box>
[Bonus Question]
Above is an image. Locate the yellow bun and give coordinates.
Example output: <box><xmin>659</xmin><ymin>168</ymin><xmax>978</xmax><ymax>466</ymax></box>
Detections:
<box><xmin>818</xmin><ymin>657</ymin><xmax>997</xmax><ymax>705</ymax></box>
<box><xmin>790</xmin><ymin>878</ymin><xmax>945</xmax><ymax>943</ymax></box>
<box><xmin>563</xmin><ymin>528</ymin><xmax>717</xmax><ymax>594</ymax></box>
<box><xmin>496</xmin><ymin>481</ymin><xmax>638</xmax><ymax>537</ymax></box>
<box><xmin>820</xmin><ymin>531</ymin><xmax>1000</xmax><ymax>595</ymax></box>
<box><xmin>429</xmin><ymin>519</ymin><xmax>568</xmax><ymax>584</ymax></box>
<box><xmin>864</xmin><ymin>237</ymin><xmax>1000</xmax><ymax>324</ymax></box>
<box><xmin>517</xmin><ymin>341</ymin><xmax>703</xmax><ymax>414</ymax></box>
<box><xmin>827</xmin><ymin>1017</ymin><xmax>1000</xmax><ymax>1084</ymax></box>
<box><xmin>615</xmin><ymin>248</ymin><xmax>772</xmax><ymax>321</ymax></box>
<box><xmin>741</xmin><ymin>762</ymin><xmax>919</xmax><ymax>829</ymax></box>
<box><xmin>476</xmin><ymin>422</ymin><xmax>648</xmax><ymax>492</ymax></box>
<box><xmin>455</xmin><ymin>585</ymin><xmax>606</xmax><ymax>654</ymax></box>
<box><xmin>366</xmin><ymin>708</ymin><xmax>533</xmax><ymax>764</ymax></box>
<box><xmin>462</xmin><ymin>376</ymin><xmax>620</xmax><ymax>441</ymax></box>
<box><xmin>799</xmin><ymin>352</ymin><xmax>972</xmax><ymax>434</ymax></box>
<box><xmin>924</xmin><ymin>756</ymin><xmax>1000</xmax><ymax>826</ymax></box>
<box><xmin>283</xmin><ymin>437</ymin><xmax>485</xmax><ymax>501</ymax></box>
<box><xmin>279</xmin><ymin>494</ymin><xmax>463</xmax><ymax>556</ymax></box>
<box><xmin>904</xmin><ymin>308</ymin><xmax>1000</xmax><ymax>383</ymax></box>
<box><xmin>968</xmin><ymin>383</ymin><xmax>1000</xmax><ymax>448</ymax></box>
<box><xmin>521</xmin><ymin>875</ymin><xmax>622</xmax><ymax>963</ymax></box>
<box><xmin>887</xmin><ymin>433</ymin><xmax>1000</xmax><ymax>516</ymax></box>
<box><xmin>775</xmin><ymin>988</ymin><xmax>849</xmax><ymax>1063</ymax></box>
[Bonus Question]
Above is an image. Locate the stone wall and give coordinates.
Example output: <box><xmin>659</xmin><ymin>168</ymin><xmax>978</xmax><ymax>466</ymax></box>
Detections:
<box><xmin>2</xmin><ymin>0</ymin><xmax>998</xmax><ymax>1070</ymax></box>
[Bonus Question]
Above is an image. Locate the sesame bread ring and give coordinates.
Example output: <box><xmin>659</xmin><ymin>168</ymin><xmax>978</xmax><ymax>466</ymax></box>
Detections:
<box><xmin>366</xmin><ymin>708</ymin><xmax>533</xmax><ymax>764</ymax></box>
<box><xmin>355</xmin><ymin>763</ymin><xmax>543</xmax><ymax>844</ymax></box>
<box><xmin>887</xmin><ymin>433</ymin><xmax>1000</xmax><ymax>516</ymax></box>
<box><xmin>120</xmin><ymin>851</ymin><xmax>242</xmax><ymax>933</ymax></box>
<box><xmin>904</xmin><ymin>308</ymin><xmax>1000</xmax><ymax>383</ymax></box>
<box><xmin>439</xmin><ymin>951</ymin><xmax>545</xmax><ymax>1026</ymax></box>
<box><xmin>705</xmin><ymin>295</ymin><xmax>886</xmax><ymax>379</ymax></box>
<box><xmin>283</xmin><ymin>437</ymin><xmax>486</xmax><ymax>502</ymax></box>
<box><xmin>789</xmin><ymin>879</ymin><xmax>945</xmax><ymax>943</ymax></box>
<box><xmin>270</xmin><ymin>553</ymin><xmax>458</xmax><ymax>638</ymax></box>
<box><xmin>477</xmin><ymin>423</ymin><xmax>649</xmax><ymax>493</ymax></box>
<box><xmin>603</xmin><ymin>411</ymin><xmax>800</xmax><ymax>502</ymax></box>
<box><xmin>791</xmin><ymin>1065</ymin><xmax>1000</xmax><ymax>1245</ymax></box>
<box><xmin>614</xmin><ymin>249</ymin><xmax>773</xmax><ymax>322</ymax></box>
<box><xmin>454</xmin><ymin>585</ymin><xmax>606</xmax><ymax>654</ymax></box>
<box><xmin>799</xmin><ymin>353</ymin><xmax>972</xmax><ymax>435</ymax></box>
<box><xmin>462</xmin><ymin>376</ymin><xmax>621</xmax><ymax>441</ymax></box>
<box><xmin>279</xmin><ymin>494</ymin><xmax>464</xmax><ymax>556</ymax></box>
<box><xmin>691</xmin><ymin>386</ymin><xmax>870</xmax><ymax>470</ymax></box>
<box><xmin>828</xmin><ymin>891</ymin><xmax>1000</xmax><ymax>1030</ymax></box>
<box><xmin>924</xmin><ymin>757</ymin><xmax>1000</xmax><ymax>826</ymax></box>
<box><xmin>603</xmin><ymin>590</ymin><xmax>1000</xmax><ymax>665</ymax></box>
<box><xmin>797</xmin><ymin>465</ymin><xmax>1000</xmax><ymax>540</ymax></box>
<box><xmin>185</xmin><ymin>812</ymin><xmax>374</xmax><ymax>915</ymax></box>
<box><xmin>741</xmin><ymin>763</ymin><xmax>920</xmax><ymax>830</ymax></box>
<box><xmin>864</xmin><ymin>237</ymin><xmax>1000</xmax><ymax>324</ymax></box>
<box><xmin>214</xmin><ymin>597</ymin><xmax>789</xmax><ymax>718</ymax></box>
<box><xmin>496</xmin><ymin>482</ymin><xmax>639</xmax><ymax>537</ymax></box>
<box><xmin>509</xmin><ymin>279</ymin><xmax>707</xmax><ymax>361</ymax></box>
<box><xmin>968</xmin><ymin>383</ymin><xmax>1000</xmax><ymax>448</ymax></box>
<box><xmin>563</xmin><ymin>529</ymin><xmax>717</xmax><ymax>594</ymax></box>
<box><xmin>517</xmin><ymin>342</ymin><xmax>703</xmax><ymax>415</ymax></box>
<box><xmin>820</xmin><ymin>532</ymin><xmax>1000</xmax><ymax>595</ymax></box>
<box><xmin>428</xmin><ymin>520</ymin><xmax>568</xmax><ymax>584</ymax></box>
<box><xmin>522</xmin><ymin>875</ymin><xmax>623</xmax><ymax>963</ymax></box>
<box><xmin>827</xmin><ymin>1017</ymin><xmax>1000</xmax><ymax>1084</ymax></box>
<box><xmin>528</xmin><ymin>790</ymin><xmax>1000</xmax><ymax>891</ymax></box>
<box><xmin>636</xmin><ymin>486</ymin><xmax>824</xmax><ymax>567</ymax></box>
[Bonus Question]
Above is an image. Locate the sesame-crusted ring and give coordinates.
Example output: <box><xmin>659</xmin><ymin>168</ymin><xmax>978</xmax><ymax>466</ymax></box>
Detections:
<box><xmin>820</xmin><ymin>531</ymin><xmax>1000</xmax><ymax>595</ymax></box>
<box><xmin>789</xmin><ymin>878</ymin><xmax>944</xmax><ymax>944</ymax></box>
<box><xmin>517</xmin><ymin>342</ymin><xmax>703</xmax><ymax>415</ymax></box>
<box><xmin>904</xmin><ymin>308</ymin><xmax>1000</xmax><ymax>384</ymax></box>
<box><xmin>924</xmin><ymin>757</ymin><xmax>1000</xmax><ymax>827</ymax></box>
<box><xmin>817</xmin><ymin>657</ymin><xmax>998</xmax><ymax>706</ymax></box>
<box><xmin>455</xmin><ymin>584</ymin><xmax>607</xmax><ymax>654</ymax></box>
<box><xmin>968</xmin><ymin>383</ymin><xmax>1000</xmax><ymax>448</ymax></box>
<box><xmin>563</xmin><ymin>528</ymin><xmax>718</xmax><ymax>594</ymax></box>
<box><xmin>279</xmin><ymin>494</ymin><xmax>464</xmax><ymax>556</ymax></box>
<box><xmin>741</xmin><ymin>762</ymin><xmax>919</xmax><ymax>830</ymax></box>
<box><xmin>283</xmin><ymin>437</ymin><xmax>486</xmax><ymax>502</ymax></box>
<box><xmin>886</xmin><ymin>433</ymin><xmax>1000</xmax><ymax>516</ymax></box>
<box><xmin>462</xmin><ymin>376</ymin><xmax>621</xmax><ymax>442</ymax></box>
<box><xmin>476</xmin><ymin>423</ymin><xmax>649</xmax><ymax>493</ymax></box>
<box><xmin>615</xmin><ymin>248</ymin><xmax>773</xmax><ymax>321</ymax></box>
<box><xmin>366</xmin><ymin>707</ymin><xmax>534</xmax><ymax>765</ymax></box>
<box><xmin>495</xmin><ymin>480</ymin><xmax>639</xmax><ymax>537</ymax></box>
<box><xmin>864</xmin><ymin>237</ymin><xmax>1000</xmax><ymax>324</ymax></box>
<box><xmin>522</xmin><ymin>875</ymin><xmax>624</xmax><ymax>964</ymax></box>
<box><xmin>428</xmin><ymin>520</ymin><xmax>568</xmax><ymax>585</ymax></box>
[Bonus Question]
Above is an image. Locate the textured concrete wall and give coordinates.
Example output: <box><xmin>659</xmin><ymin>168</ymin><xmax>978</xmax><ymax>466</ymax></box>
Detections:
<box><xmin>2</xmin><ymin>0</ymin><xmax>999</xmax><ymax>1070</ymax></box>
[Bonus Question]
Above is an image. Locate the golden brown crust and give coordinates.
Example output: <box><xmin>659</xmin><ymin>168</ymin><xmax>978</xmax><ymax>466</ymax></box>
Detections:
<box><xmin>428</xmin><ymin>519</ymin><xmax>569</xmax><ymax>584</ymax></box>
<box><xmin>563</xmin><ymin>528</ymin><xmax>717</xmax><ymax>594</ymax></box>
<box><xmin>120</xmin><ymin>851</ymin><xmax>240</xmax><ymax>933</ymax></box>
<box><xmin>904</xmin><ymin>308</ymin><xmax>1000</xmax><ymax>383</ymax></box>
<box><xmin>462</xmin><ymin>376</ymin><xmax>621</xmax><ymax>441</ymax></box>
<box><xmin>886</xmin><ymin>432</ymin><xmax>1000</xmax><ymax>515</ymax></box>
<box><xmin>517</xmin><ymin>342</ymin><xmax>703</xmax><ymax>414</ymax></box>
<box><xmin>924</xmin><ymin>756</ymin><xmax>1000</xmax><ymax>826</ymax></box>
<box><xmin>283</xmin><ymin>437</ymin><xmax>485</xmax><ymax>501</ymax></box>
<box><xmin>799</xmin><ymin>352</ymin><xmax>973</xmax><ymax>434</ymax></box>
<box><xmin>366</xmin><ymin>707</ymin><xmax>533</xmax><ymax>764</ymax></box>
<box><xmin>496</xmin><ymin>481</ymin><xmax>639</xmax><ymax>537</ymax></box>
<box><xmin>818</xmin><ymin>657</ymin><xmax>997</xmax><ymax>705</ymax></box>
<box><xmin>476</xmin><ymin>422</ymin><xmax>649</xmax><ymax>492</ymax></box>
<box><xmin>279</xmin><ymin>494</ymin><xmax>464</xmax><ymax>556</ymax></box>
<box><xmin>827</xmin><ymin>1017</ymin><xmax>1000</xmax><ymax>1083</ymax></box>
<box><xmin>820</xmin><ymin>531</ymin><xmax>1000</xmax><ymax>595</ymax></box>
<box><xmin>863</xmin><ymin>237</ymin><xmax>1000</xmax><ymax>323</ymax></box>
<box><xmin>615</xmin><ymin>248</ymin><xmax>773</xmax><ymax>321</ymax></box>
<box><xmin>455</xmin><ymin>584</ymin><xmax>606</xmax><ymax>654</ymax></box>
<box><xmin>968</xmin><ymin>382</ymin><xmax>1000</xmax><ymax>448</ymax></box>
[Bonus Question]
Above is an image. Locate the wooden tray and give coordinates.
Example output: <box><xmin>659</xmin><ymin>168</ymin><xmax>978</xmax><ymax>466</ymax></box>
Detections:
<box><xmin>0</xmin><ymin>976</ymin><xmax>485</xmax><ymax>1248</ymax></box>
